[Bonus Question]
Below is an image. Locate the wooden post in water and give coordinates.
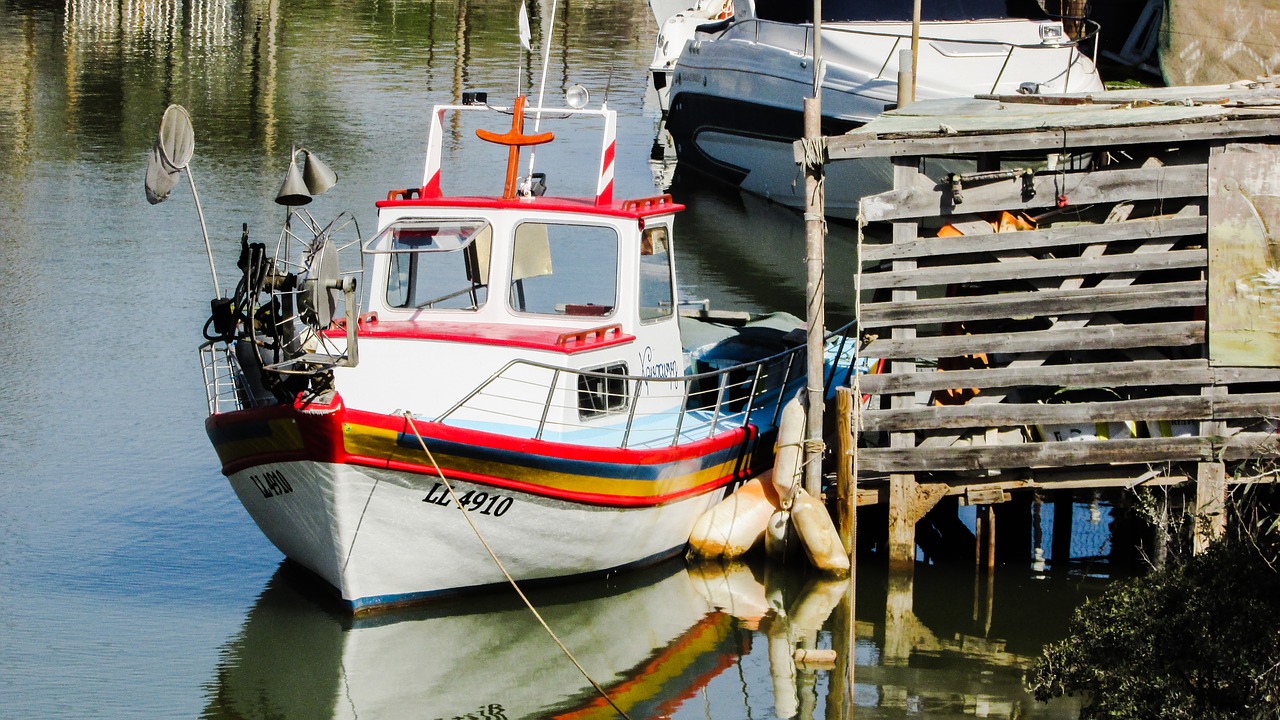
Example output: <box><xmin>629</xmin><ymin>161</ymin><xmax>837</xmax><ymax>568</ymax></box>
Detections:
<box><xmin>802</xmin><ymin>0</ymin><xmax>826</xmax><ymax>498</ymax></box>
<box><xmin>1194</xmin><ymin>461</ymin><xmax>1227</xmax><ymax>553</ymax></box>
<box><xmin>834</xmin><ymin>387</ymin><xmax>856</xmax><ymax>720</ymax></box>
<box><xmin>836</xmin><ymin>387</ymin><xmax>856</xmax><ymax>554</ymax></box>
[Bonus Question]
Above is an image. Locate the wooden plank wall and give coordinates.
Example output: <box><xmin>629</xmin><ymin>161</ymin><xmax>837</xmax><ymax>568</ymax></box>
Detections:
<box><xmin>855</xmin><ymin>143</ymin><xmax>1280</xmax><ymax>482</ymax></box>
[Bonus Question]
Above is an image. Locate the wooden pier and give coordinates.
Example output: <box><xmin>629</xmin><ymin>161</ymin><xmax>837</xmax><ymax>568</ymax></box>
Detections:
<box><xmin>811</xmin><ymin>81</ymin><xmax>1280</xmax><ymax>567</ymax></box>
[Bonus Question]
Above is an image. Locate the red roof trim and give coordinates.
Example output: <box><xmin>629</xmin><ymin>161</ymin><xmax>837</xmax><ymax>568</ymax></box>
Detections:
<box><xmin>335</xmin><ymin>318</ymin><xmax>635</xmax><ymax>354</ymax></box>
<box><xmin>375</xmin><ymin>194</ymin><xmax>684</xmax><ymax>219</ymax></box>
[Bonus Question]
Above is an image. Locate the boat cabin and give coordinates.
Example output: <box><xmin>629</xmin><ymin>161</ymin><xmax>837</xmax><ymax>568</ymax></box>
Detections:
<box><xmin>332</xmin><ymin>100</ymin><xmax>692</xmax><ymax>438</ymax></box>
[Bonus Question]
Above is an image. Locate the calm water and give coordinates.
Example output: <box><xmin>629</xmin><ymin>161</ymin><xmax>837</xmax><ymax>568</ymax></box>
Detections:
<box><xmin>0</xmin><ymin>1</ymin><xmax>1096</xmax><ymax>717</ymax></box>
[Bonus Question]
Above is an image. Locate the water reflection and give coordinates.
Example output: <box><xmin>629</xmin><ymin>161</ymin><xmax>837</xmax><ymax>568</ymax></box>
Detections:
<box><xmin>203</xmin><ymin>560</ymin><xmax>743</xmax><ymax>720</ymax></box>
<box><xmin>204</xmin><ymin>559</ymin><xmax>1087</xmax><ymax>719</ymax></box>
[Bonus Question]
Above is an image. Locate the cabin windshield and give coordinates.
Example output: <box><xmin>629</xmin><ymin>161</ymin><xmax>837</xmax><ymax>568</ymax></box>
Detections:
<box><xmin>509</xmin><ymin>221</ymin><xmax>619</xmax><ymax>317</ymax></box>
<box><xmin>639</xmin><ymin>226</ymin><xmax>675</xmax><ymax>323</ymax></box>
<box><xmin>752</xmin><ymin>0</ymin><xmax>1046</xmax><ymax>23</ymax></box>
<box><xmin>365</xmin><ymin>219</ymin><xmax>492</xmax><ymax>311</ymax></box>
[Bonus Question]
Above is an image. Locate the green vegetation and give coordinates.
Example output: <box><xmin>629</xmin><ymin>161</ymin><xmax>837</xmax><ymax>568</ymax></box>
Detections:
<box><xmin>1029</xmin><ymin>489</ymin><xmax>1280</xmax><ymax>719</ymax></box>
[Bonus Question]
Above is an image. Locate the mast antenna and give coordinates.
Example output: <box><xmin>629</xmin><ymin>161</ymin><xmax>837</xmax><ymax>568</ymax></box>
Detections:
<box><xmin>526</xmin><ymin>0</ymin><xmax>559</xmax><ymax>181</ymax></box>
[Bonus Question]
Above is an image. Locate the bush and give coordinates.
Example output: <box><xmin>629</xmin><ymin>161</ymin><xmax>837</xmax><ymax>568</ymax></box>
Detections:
<box><xmin>1028</xmin><ymin>535</ymin><xmax>1280</xmax><ymax>719</ymax></box>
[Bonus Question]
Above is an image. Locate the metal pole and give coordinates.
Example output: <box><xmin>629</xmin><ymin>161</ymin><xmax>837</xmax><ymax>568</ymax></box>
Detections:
<box><xmin>803</xmin><ymin>0</ymin><xmax>825</xmax><ymax>498</ymax></box>
<box><xmin>185</xmin><ymin>168</ymin><xmax>220</xmax><ymax>296</ymax></box>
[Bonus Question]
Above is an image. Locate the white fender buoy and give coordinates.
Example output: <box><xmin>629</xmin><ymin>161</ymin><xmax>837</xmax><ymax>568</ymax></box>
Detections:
<box><xmin>772</xmin><ymin>397</ymin><xmax>805</xmax><ymax>504</ymax></box>
<box><xmin>764</xmin><ymin>509</ymin><xmax>792</xmax><ymax>560</ymax></box>
<box><xmin>790</xmin><ymin>489</ymin><xmax>851</xmax><ymax>575</ymax></box>
<box><xmin>687</xmin><ymin>475</ymin><xmax>781</xmax><ymax>558</ymax></box>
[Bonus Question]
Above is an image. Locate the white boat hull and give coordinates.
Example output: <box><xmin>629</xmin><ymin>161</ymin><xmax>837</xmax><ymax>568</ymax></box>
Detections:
<box><xmin>228</xmin><ymin>459</ymin><xmax>726</xmax><ymax>610</ymax></box>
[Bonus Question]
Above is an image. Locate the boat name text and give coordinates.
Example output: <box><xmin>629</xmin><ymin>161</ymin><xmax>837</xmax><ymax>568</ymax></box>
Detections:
<box><xmin>250</xmin><ymin>470</ymin><xmax>293</xmax><ymax>498</ymax></box>
<box><xmin>423</xmin><ymin>483</ymin><xmax>514</xmax><ymax>517</ymax></box>
<box><xmin>430</xmin><ymin>704</ymin><xmax>507</xmax><ymax>720</ymax></box>
<box><xmin>640</xmin><ymin>345</ymin><xmax>679</xmax><ymax>379</ymax></box>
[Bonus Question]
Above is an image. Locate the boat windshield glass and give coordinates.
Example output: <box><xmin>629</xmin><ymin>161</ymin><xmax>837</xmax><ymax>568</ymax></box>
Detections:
<box><xmin>753</xmin><ymin>0</ymin><xmax>1046</xmax><ymax>23</ymax></box>
<box><xmin>639</xmin><ymin>225</ymin><xmax>675</xmax><ymax>323</ymax></box>
<box><xmin>365</xmin><ymin>219</ymin><xmax>492</xmax><ymax>311</ymax></box>
<box><xmin>509</xmin><ymin>221</ymin><xmax>618</xmax><ymax>317</ymax></box>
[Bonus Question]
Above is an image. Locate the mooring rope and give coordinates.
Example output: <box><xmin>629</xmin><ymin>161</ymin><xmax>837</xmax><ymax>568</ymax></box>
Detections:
<box><xmin>401</xmin><ymin>412</ymin><xmax>633</xmax><ymax>720</ymax></box>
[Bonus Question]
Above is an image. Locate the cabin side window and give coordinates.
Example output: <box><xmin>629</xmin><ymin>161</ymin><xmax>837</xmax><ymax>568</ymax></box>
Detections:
<box><xmin>578</xmin><ymin>363</ymin><xmax>629</xmax><ymax>420</ymax></box>
<box><xmin>509</xmin><ymin>222</ymin><xmax>618</xmax><ymax>317</ymax></box>
<box><xmin>639</xmin><ymin>226</ymin><xmax>675</xmax><ymax>323</ymax></box>
<box><xmin>370</xmin><ymin>220</ymin><xmax>492</xmax><ymax>311</ymax></box>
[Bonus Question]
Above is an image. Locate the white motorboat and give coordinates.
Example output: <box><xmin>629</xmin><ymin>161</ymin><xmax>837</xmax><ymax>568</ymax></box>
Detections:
<box><xmin>661</xmin><ymin>0</ymin><xmax>1105</xmax><ymax>217</ymax></box>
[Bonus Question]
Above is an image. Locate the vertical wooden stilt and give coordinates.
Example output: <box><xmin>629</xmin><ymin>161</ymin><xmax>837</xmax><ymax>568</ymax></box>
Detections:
<box><xmin>986</xmin><ymin>505</ymin><xmax>997</xmax><ymax>572</ymax></box>
<box><xmin>888</xmin><ymin>473</ymin><xmax>919</xmax><ymax>570</ymax></box>
<box><xmin>1194</xmin><ymin>461</ymin><xmax>1227</xmax><ymax>553</ymax></box>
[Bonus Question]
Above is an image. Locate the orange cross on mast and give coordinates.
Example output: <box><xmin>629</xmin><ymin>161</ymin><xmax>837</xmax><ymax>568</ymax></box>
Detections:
<box><xmin>475</xmin><ymin>95</ymin><xmax>555</xmax><ymax>199</ymax></box>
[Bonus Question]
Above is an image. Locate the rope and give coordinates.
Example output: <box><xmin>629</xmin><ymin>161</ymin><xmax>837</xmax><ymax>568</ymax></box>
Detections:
<box><xmin>401</xmin><ymin>412</ymin><xmax>633</xmax><ymax>720</ymax></box>
<box><xmin>342</xmin><ymin>476</ymin><xmax>381</xmax><ymax>573</ymax></box>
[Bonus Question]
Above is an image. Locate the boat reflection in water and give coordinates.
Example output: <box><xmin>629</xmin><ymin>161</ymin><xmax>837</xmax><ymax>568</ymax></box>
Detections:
<box><xmin>204</xmin><ymin>556</ymin><xmax>1087</xmax><ymax>719</ymax></box>
<box><xmin>202</xmin><ymin>559</ymin><xmax>745</xmax><ymax>720</ymax></box>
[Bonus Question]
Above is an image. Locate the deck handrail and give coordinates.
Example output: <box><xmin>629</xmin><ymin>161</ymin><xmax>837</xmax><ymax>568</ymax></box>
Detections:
<box><xmin>434</xmin><ymin>319</ymin><xmax>858</xmax><ymax>448</ymax></box>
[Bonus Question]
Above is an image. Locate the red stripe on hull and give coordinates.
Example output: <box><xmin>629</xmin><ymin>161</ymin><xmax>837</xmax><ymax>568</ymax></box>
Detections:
<box><xmin>209</xmin><ymin>403</ymin><xmax>761</xmax><ymax>507</ymax></box>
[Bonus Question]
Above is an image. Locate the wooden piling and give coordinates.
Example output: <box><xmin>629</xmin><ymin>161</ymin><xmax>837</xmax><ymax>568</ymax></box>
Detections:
<box><xmin>1194</xmin><ymin>461</ymin><xmax>1227</xmax><ymax>553</ymax></box>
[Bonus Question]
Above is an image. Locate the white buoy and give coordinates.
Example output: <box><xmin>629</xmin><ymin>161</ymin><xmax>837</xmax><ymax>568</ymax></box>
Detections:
<box><xmin>791</xmin><ymin>489</ymin><xmax>851</xmax><ymax>574</ymax></box>
<box><xmin>687</xmin><ymin>475</ymin><xmax>781</xmax><ymax>558</ymax></box>
<box><xmin>772</xmin><ymin>397</ymin><xmax>806</xmax><ymax>504</ymax></box>
<box><xmin>764</xmin><ymin>509</ymin><xmax>792</xmax><ymax>560</ymax></box>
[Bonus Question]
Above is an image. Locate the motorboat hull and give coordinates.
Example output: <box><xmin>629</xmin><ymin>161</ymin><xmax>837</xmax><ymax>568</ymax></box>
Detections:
<box><xmin>665</xmin><ymin>17</ymin><xmax>1104</xmax><ymax>215</ymax></box>
<box><xmin>666</xmin><ymin>91</ymin><xmax>881</xmax><ymax>218</ymax></box>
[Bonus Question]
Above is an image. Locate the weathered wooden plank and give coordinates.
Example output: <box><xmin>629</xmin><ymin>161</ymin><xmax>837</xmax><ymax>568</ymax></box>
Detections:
<box><xmin>858</xmin><ymin>437</ymin><xmax>1213</xmax><ymax>472</ymax></box>
<box><xmin>1207</xmin><ymin>143</ymin><xmax>1280</xmax><ymax>367</ymax></box>
<box><xmin>1222</xmin><ymin>432</ymin><xmax>1280</xmax><ymax>461</ymax></box>
<box><xmin>822</xmin><ymin>116</ymin><xmax>1280</xmax><ymax>161</ymax></box>
<box><xmin>1214</xmin><ymin>366</ymin><xmax>1280</xmax><ymax>384</ymax></box>
<box><xmin>1212</xmin><ymin>392</ymin><xmax>1280</xmax><ymax>419</ymax></box>
<box><xmin>858</xmin><ymin>359</ymin><xmax>1213</xmax><ymax>395</ymax></box>
<box><xmin>888</xmin><ymin>158</ymin><xmax>922</xmax><ymax>465</ymax></box>
<box><xmin>860</xmin><ymin>215</ymin><xmax>1206</xmax><ymax>263</ymax></box>
<box><xmin>862</xmin><ymin>391</ymin><xmax>1280</xmax><ymax>432</ymax></box>
<box><xmin>862</xmin><ymin>248</ymin><xmax>1208</xmax><ymax>290</ymax></box>
<box><xmin>862</xmin><ymin>320</ymin><xmax>1205</xmax><ymax>359</ymax></box>
<box><xmin>862</xmin><ymin>396</ymin><xmax>1214</xmax><ymax>432</ymax></box>
<box><xmin>860</xmin><ymin>164</ymin><xmax>1207</xmax><ymax>222</ymax></box>
<box><xmin>860</xmin><ymin>281</ymin><xmax>1206</xmax><ymax>327</ymax></box>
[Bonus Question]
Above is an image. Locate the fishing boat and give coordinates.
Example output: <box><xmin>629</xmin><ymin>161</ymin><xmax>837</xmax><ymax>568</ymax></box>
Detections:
<box><xmin>154</xmin><ymin>86</ymin><xmax>855</xmax><ymax>612</ymax></box>
<box><xmin>661</xmin><ymin>0</ymin><xmax>1105</xmax><ymax>217</ymax></box>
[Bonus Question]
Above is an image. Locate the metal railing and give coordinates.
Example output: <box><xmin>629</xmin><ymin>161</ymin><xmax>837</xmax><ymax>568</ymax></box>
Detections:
<box><xmin>721</xmin><ymin>17</ymin><xmax>1101</xmax><ymax>94</ymax></box>
<box><xmin>199</xmin><ymin>340</ymin><xmax>248</xmax><ymax>415</ymax></box>
<box><xmin>435</xmin><ymin>320</ymin><xmax>859</xmax><ymax>449</ymax></box>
